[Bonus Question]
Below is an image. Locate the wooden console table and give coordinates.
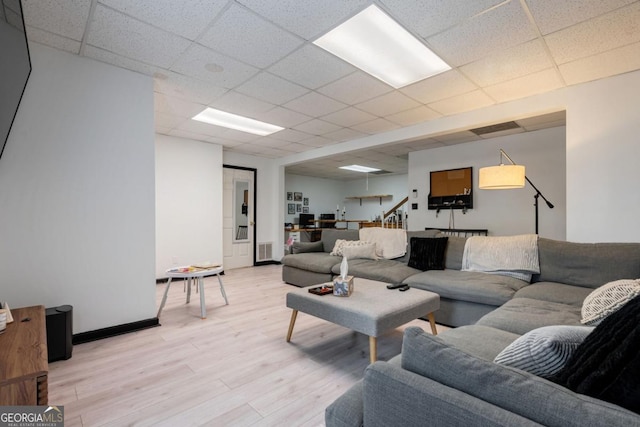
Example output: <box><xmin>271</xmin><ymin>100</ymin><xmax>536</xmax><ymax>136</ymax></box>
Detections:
<box><xmin>0</xmin><ymin>305</ymin><xmax>48</xmax><ymax>405</ymax></box>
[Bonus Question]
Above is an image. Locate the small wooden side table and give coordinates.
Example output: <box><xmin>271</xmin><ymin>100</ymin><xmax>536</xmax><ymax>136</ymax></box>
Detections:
<box><xmin>157</xmin><ymin>266</ymin><xmax>228</xmax><ymax>319</ymax></box>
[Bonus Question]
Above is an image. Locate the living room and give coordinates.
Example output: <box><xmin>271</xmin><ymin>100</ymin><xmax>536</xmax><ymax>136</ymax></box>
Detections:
<box><xmin>1</xmin><ymin>0</ymin><xmax>640</xmax><ymax>424</ymax></box>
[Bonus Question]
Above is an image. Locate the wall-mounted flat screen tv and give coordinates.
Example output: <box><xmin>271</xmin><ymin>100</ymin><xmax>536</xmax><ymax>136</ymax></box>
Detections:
<box><xmin>0</xmin><ymin>0</ymin><xmax>32</xmax><ymax>160</ymax></box>
<box><xmin>430</xmin><ymin>167</ymin><xmax>472</xmax><ymax>197</ymax></box>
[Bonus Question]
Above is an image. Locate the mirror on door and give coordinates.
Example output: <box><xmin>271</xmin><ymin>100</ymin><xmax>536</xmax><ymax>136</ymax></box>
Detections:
<box><xmin>234</xmin><ymin>180</ymin><xmax>249</xmax><ymax>241</ymax></box>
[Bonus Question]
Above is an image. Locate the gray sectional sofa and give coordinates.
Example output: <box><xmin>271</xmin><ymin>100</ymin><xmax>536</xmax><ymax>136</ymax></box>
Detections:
<box><xmin>281</xmin><ymin>229</ymin><xmax>640</xmax><ymax>425</ymax></box>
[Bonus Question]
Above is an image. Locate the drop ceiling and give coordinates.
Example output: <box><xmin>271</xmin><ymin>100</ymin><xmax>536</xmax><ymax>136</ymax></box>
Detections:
<box><xmin>20</xmin><ymin>0</ymin><xmax>640</xmax><ymax>178</ymax></box>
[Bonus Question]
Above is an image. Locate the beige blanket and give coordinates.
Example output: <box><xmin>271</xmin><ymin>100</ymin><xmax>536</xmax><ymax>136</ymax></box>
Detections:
<box><xmin>359</xmin><ymin>227</ymin><xmax>407</xmax><ymax>259</ymax></box>
<box><xmin>462</xmin><ymin>234</ymin><xmax>539</xmax><ymax>282</ymax></box>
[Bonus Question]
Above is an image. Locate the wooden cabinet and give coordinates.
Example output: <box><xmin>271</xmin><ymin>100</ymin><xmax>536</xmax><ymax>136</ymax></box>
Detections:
<box><xmin>0</xmin><ymin>306</ymin><xmax>48</xmax><ymax>405</ymax></box>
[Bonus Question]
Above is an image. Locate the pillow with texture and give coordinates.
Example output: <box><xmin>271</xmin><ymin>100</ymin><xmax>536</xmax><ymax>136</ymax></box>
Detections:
<box><xmin>552</xmin><ymin>294</ymin><xmax>640</xmax><ymax>415</ymax></box>
<box><xmin>494</xmin><ymin>325</ymin><xmax>594</xmax><ymax>378</ymax></box>
<box><xmin>342</xmin><ymin>243</ymin><xmax>377</xmax><ymax>260</ymax></box>
<box><xmin>407</xmin><ymin>237</ymin><xmax>448</xmax><ymax>271</ymax></box>
<box><xmin>581</xmin><ymin>279</ymin><xmax>640</xmax><ymax>325</ymax></box>
<box><xmin>330</xmin><ymin>239</ymin><xmax>371</xmax><ymax>257</ymax></box>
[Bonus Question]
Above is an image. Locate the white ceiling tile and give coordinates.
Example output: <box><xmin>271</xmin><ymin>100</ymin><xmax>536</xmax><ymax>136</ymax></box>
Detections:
<box><xmin>237</xmin><ymin>0</ymin><xmax>369</xmax><ymax>40</ymax></box>
<box><xmin>87</xmin><ymin>5</ymin><xmax>191</xmax><ymax>69</ymax></box>
<box><xmin>199</xmin><ymin>4</ymin><xmax>303</xmax><ymax>68</ymax></box>
<box><xmin>83</xmin><ymin>45</ymin><xmax>157</xmax><ymax>76</ymax></box>
<box><xmin>279</xmin><ymin>143</ymin><xmax>315</xmax><ymax>153</ymax></box>
<box><xmin>293</xmin><ymin>119</ymin><xmax>341</xmax><ymax>135</ymax></box>
<box><xmin>460</xmin><ymin>39</ymin><xmax>555</xmax><ymax>87</ymax></box>
<box><xmin>559</xmin><ymin>41</ymin><xmax>640</xmax><ymax>85</ymax></box>
<box><xmin>170</xmin><ymin>43</ymin><xmax>259</xmax><ymax>88</ymax></box>
<box><xmin>167</xmin><ymin>128</ymin><xmax>209</xmax><ymax>143</ymax></box>
<box><xmin>386</xmin><ymin>106</ymin><xmax>441</xmax><ymax>126</ymax></box>
<box><xmin>176</xmin><ymin>118</ymin><xmax>231</xmax><ymax>137</ymax></box>
<box><xmin>323</xmin><ymin>128</ymin><xmax>367</xmax><ymax>142</ymax></box>
<box><xmin>23</xmin><ymin>0</ymin><xmax>91</xmax><ymax>41</ymax></box>
<box><xmin>154</xmin><ymin>111</ymin><xmax>188</xmax><ymax>130</ymax></box>
<box><xmin>153</xmin><ymin>71</ymin><xmax>228</xmax><ymax>105</ymax></box>
<box><xmin>254</xmin><ymin>106</ymin><xmax>312</xmax><ymax>128</ymax></box>
<box><xmin>321</xmin><ymin>107</ymin><xmax>376</xmax><ymax>127</ymax></box>
<box><xmin>427</xmin><ymin>0</ymin><xmax>538</xmax><ymax>66</ymax></box>
<box><xmin>428</xmin><ymin>90</ymin><xmax>495</xmax><ymax>116</ymax></box>
<box><xmin>483</xmin><ymin>68</ymin><xmax>565</xmax><ymax>102</ymax></box>
<box><xmin>317</xmin><ymin>72</ymin><xmax>394</xmax><ymax>105</ymax></box>
<box><xmin>526</xmin><ymin>0</ymin><xmax>636</xmax><ymax>35</ymax></box>
<box><xmin>235</xmin><ymin>72</ymin><xmax>309</xmax><ymax>105</ymax></box>
<box><xmin>299</xmin><ymin>136</ymin><xmax>335</xmax><ymax>147</ymax></box>
<box><xmin>401</xmin><ymin>70</ymin><xmax>477</xmax><ymax>104</ymax></box>
<box><xmin>254</xmin><ymin>137</ymin><xmax>293</xmax><ymax>148</ymax></box>
<box><xmin>351</xmin><ymin>119</ymin><xmax>399</xmax><ymax>134</ymax></box>
<box><xmin>270</xmin><ymin>129</ymin><xmax>313</xmax><ymax>143</ymax></box>
<box><xmin>544</xmin><ymin>2</ymin><xmax>640</xmax><ymax>64</ymax></box>
<box><xmin>284</xmin><ymin>92</ymin><xmax>347</xmax><ymax>117</ymax></box>
<box><xmin>268</xmin><ymin>44</ymin><xmax>355</xmax><ymax>89</ymax></box>
<box><xmin>209</xmin><ymin>91</ymin><xmax>276</xmax><ymax>117</ymax></box>
<box><xmin>27</xmin><ymin>27</ymin><xmax>82</xmax><ymax>54</ymax></box>
<box><xmin>154</xmin><ymin>93</ymin><xmax>206</xmax><ymax>118</ymax></box>
<box><xmin>379</xmin><ymin>0</ymin><xmax>505</xmax><ymax>38</ymax></box>
<box><xmin>356</xmin><ymin>92</ymin><xmax>421</xmax><ymax>116</ymax></box>
<box><xmin>99</xmin><ymin>0</ymin><xmax>227</xmax><ymax>40</ymax></box>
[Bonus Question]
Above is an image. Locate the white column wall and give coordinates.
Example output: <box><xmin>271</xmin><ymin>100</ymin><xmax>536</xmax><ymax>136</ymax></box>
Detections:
<box><xmin>0</xmin><ymin>44</ymin><xmax>156</xmax><ymax>333</ymax></box>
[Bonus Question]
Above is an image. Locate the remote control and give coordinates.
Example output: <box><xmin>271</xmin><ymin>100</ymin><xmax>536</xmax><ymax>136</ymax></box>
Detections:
<box><xmin>399</xmin><ymin>285</ymin><xmax>410</xmax><ymax>291</ymax></box>
<box><xmin>386</xmin><ymin>283</ymin><xmax>405</xmax><ymax>289</ymax></box>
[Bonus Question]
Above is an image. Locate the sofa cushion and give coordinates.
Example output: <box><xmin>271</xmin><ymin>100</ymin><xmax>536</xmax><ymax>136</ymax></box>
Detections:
<box><xmin>332</xmin><ymin>258</ymin><xmax>420</xmax><ymax>284</ymax></box>
<box><xmin>400</xmin><ymin>327</ymin><xmax>640</xmax><ymax>426</ymax></box>
<box><xmin>407</xmin><ymin>237</ymin><xmax>448</xmax><ymax>271</ymax></box>
<box><xmin>330</xmin><ymin>239</ymin><xmax>370</xmax><ymax>257</ymax></box>
<box><xmin>395</xmin><ymin>229</ymin><xmax>441</xmax><ymax>263</ymax></box>
<box><xmin>581</xmin><ymin>279</ymin><xmax>640</xmax><ymax>325</ymax></box>
<box><xmin>494</xmin><ymin>325</ymin><xmax>594</xmax><ymax>379</ymax></box>
<box><xmin>553</xmin><ymin>295</ymin><xmax>640</xmax><ymax>415</ymax></box>
<box><xmin>514</xmin><ymin>282</ymin><xmax>592</xmax><ymax>307</ymax></box>
<box><xmin>321</xmin><ymin>229</ymin><xmax>360</xmax><ymax>253</ymax></box>
<box><xmin>476</xmin><ymin>297</ymin><xmax>582</xmax><ymax>335</ymax></box>
<box><xmin>535</xmin><ymin>238</ymin><xmax>640</xmax><ymax>288</ymax></box>
<box><xmin>281</xmin><ymin>252</ymin><xmax>341</xmax><ymax>274</ymax></box>
<box><xmin>291</xmin><ymin>241</ymin><xmax>323</xmax><ymax>254</ymax></box>
<box><xmin>439</xmin><ymin>325</ymin><xmax>520</xmax><ymax>361</ymax></box>
<box><xmin>342</xmin><ymin>243</ymin><xmax>377</xmax><ymax>260</ymax></box>
<box><xmin>441</xmin><ymin>235</ymin><xmax>467</xmax><ymax>270</ymax></box>
<box><xmin>403</xmin><ymin>270</ymin><xmax>527</xmax><ymax>306</ymax></box>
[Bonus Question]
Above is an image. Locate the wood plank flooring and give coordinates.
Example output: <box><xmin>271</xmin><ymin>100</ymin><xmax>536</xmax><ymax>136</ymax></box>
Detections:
<box><xmin>49</xmin><ymin>265</ymin><xmax>444</xmax><ymax>426</ymax></box>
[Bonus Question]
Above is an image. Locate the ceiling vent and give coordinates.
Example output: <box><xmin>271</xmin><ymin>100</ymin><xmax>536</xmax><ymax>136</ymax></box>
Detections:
<box><xmin>370</xmin><ymin>170</ymin><xmax>392</xmax><ymax>175</ymax></box>
<box><xmin>470</xmin><ymin>121</ymin><xmax>521</xmax><ymax>136</ymax></box>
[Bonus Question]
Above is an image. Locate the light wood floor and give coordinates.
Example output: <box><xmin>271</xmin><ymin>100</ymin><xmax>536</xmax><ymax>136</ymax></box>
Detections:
<box><xmin>49</xmin><ymin>265</ymin><xmax>443</xmax><ymax>426</ymax></box>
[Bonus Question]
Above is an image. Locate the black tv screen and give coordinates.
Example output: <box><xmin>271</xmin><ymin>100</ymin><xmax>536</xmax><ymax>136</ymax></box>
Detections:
<box><xmin>0</xmin><ymin>0</ymin><xmax>32</xmax><ymax>160</ymax></box>
<box><xmin>299</xmin><ymin>213</ymin><xmax>315</xmax><ymax>228</ymax></box>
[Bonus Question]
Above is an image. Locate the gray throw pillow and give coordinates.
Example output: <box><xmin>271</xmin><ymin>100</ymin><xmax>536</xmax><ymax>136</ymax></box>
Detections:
<box><xmin>494</xmin><ymin>325</ymin><xmax>594</xmax><ymax>379</ymax></box>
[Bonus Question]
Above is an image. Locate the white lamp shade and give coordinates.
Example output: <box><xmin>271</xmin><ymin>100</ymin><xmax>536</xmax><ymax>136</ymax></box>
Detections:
<box><xmin>479</xmin><ymin>164</ymin><xmax>525</xmax><ymax>189</ymax></box>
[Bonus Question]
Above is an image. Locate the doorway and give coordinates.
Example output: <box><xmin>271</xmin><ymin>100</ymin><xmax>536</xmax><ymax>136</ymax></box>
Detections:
<box><xmin>223</xmin><ymin>165</ymin><xmax>256</xmax><ymax>270</ymax></box>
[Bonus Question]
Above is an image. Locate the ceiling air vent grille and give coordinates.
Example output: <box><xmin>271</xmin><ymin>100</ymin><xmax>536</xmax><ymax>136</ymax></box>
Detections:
<box><xmin>470</xmin><ymin>121</ymin><xmax>520</xmax><ymax>136</ymax></box>
<box><xmin>370</xmin><ymin>170</ymin><xmax>392</xmax><ymax>175</ymax></box>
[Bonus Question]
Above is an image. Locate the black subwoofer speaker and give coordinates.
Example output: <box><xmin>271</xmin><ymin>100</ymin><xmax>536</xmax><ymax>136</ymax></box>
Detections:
<box><xmin>45</xmin><ymin>305</ymin><xmax>73</xmax><ymax>362</ymax></box>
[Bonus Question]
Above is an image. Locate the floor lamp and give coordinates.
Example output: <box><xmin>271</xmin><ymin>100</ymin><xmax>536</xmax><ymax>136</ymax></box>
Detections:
<box><xmin>478</xmin><ymin>149</ymin><xmax>554</xmax><ymax>234</ymax></box>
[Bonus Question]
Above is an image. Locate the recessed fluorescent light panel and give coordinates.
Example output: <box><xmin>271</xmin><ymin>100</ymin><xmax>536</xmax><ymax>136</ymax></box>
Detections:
<box><xmin>192</xmin><ymin>107</ymin><xmax>284</xmax><ymax>136</ymax></box>
<box><xmin>339</xmin><ymin>165</ymin><xmax>381</xmax><ymax>173</ymax></box>
<box><xmin>313</xmin><ymin>5</ymin><xmax>451</xmax><ymax>88</ymax></box>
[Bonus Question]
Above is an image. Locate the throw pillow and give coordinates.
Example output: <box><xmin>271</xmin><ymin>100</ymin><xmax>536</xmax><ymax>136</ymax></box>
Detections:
<box><xmin>407</xmin><ymin>237</ymin><xmax>448</xmax><ymax>271</ymax></box>
<box><xmin>330</xmin><ymin>239</ymin><xmax>371</xmax><ymax>257</ymax></box>
<box><xmin>494</xmin><ymin>325</ymin><xmax>594</xmax><ymax>379</ymax></box>
<box><xmin>552</xmin><ymin>294</ymin><xmax>640</xmax><ymax>415</ymax></box>
<box><xmin>581</xmin><ymin>279</ymin><xmax>640</xmax><ymax>325</ymax></box>
<box><xmin>342</xmin><ymin>243</ymin><xmax>377</xmax><ymax>260</ymax></box>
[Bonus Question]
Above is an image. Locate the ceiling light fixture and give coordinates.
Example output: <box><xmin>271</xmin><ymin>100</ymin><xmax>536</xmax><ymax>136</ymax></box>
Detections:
<box><xmin>313</xmin><ymin>5</ymin><xmax>451</xmax><ymax>88</ymax></box>
<box><xmin>192</xmin><ymin>107</ymin><xmax>284</xmax><ymax>136</ymax></box>
<box><xmin>339</xmin><ymin>165</ymin><xmax>381</xmax><ymax>173</ymax></box>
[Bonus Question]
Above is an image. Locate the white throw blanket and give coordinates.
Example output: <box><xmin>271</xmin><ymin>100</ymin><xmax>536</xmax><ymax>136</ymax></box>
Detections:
<box><xmin>359</xmin><ymin>227</ymin><xmax>407</xmax><ymax>259</ymax></box>
<box><xmin>461</xmin><ymin>234</ymin><xmax>540</xmax><ymax>282</ymax></box>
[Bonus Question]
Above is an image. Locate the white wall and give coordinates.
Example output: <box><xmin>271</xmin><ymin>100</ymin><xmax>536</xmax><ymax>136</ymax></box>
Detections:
<box><xmin>342</xmin><ymin>174</ymin><xmax>408</xmax><ymax>225</ymax></box>
<box><xmin>284</xmin><ymin>174</ymin><xmax>343</xmax><ymax>224</ymax></box>
<box><xmin>0</xmin><ymin>44</ymin><xmax>156</xmax><ymax>333</ymax></box>
<box><xmin>155</xmin><ymin>135</ymin><xmax>223</xmax><ymax>278</ymax></box>
<box><xmin>409</xmin><ymin>127</ymin><xmax>566</xmax><ymax>238</ymax></box>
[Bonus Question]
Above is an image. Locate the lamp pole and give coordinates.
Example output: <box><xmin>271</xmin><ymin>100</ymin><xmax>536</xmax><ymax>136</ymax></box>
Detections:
<box><xmin>500</xmin><ymin>150</ymin><xmax>554</xmax><ymax>234</ymax></box>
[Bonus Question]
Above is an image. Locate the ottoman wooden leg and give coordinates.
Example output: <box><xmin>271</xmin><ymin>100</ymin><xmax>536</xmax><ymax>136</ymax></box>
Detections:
<box><xmin>369</xmin><ymin>336</ymin><xmax>377</xmax><ymax>363</ymax></box>
<box><xmin>286</xmin><ymin>309</ymin><xmax>298</xmax><ymax>342</ymax></box>
<box><xmin>427</xmin><ymin>312</ymin><xmax>438</xmax><ymax>335</ymax></box>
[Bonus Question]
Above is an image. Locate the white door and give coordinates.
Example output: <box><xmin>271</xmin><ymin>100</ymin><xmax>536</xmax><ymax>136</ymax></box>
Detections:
<box><xmin>223</xmin><ymin>167</ymin><xmax>255</xmax><ymax>269</ymax></box>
